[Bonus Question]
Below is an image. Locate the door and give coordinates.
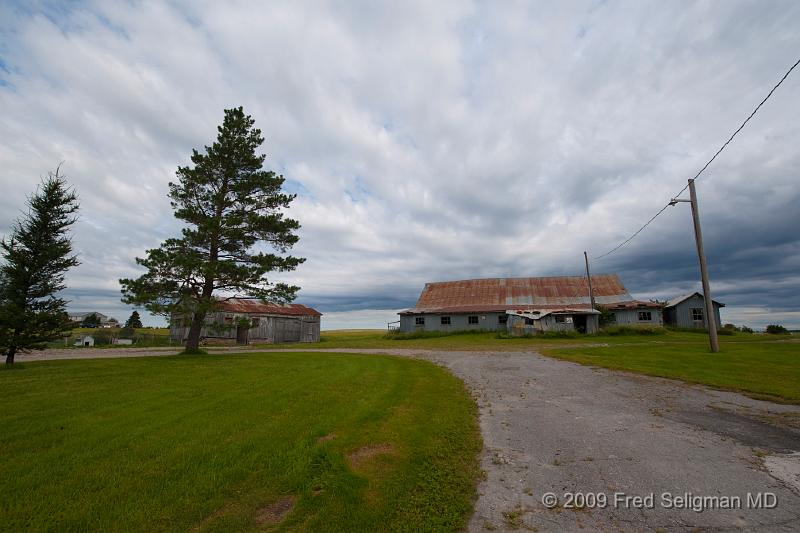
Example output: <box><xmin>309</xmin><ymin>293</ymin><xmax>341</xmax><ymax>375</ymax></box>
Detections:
<box><xmin>236</xmin><ymin>325</ymin><xmax>248</xmax><ymax>345</ymax></box>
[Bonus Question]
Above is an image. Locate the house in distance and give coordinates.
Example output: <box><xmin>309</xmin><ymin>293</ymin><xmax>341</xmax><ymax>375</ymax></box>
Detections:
<box><xmin>170</xmin><ymin>298</ymin><xmax>322</xmax><ymax>345</ymax></box>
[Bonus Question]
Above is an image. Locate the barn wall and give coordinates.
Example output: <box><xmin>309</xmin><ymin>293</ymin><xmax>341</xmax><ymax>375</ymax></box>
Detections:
<box><xmin>398</xmin><ymin>313</ymin><xmax>507</xmax><ymax>332</ymax></box>
<box><xmin>170</xmin><ymin>312</ymin><xmax>320</xmax><ymax>343</ymax></box>
<box><xmin>612</xmin><ymin>309</ymin><xmax>663</xmax><ymax>326</ymax></box>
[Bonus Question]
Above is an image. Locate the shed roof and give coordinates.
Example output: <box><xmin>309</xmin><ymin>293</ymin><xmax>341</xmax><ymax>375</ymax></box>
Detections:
<box><xmin>404</xmin><ymin>275</ymin><xmax>632</xmax><ymax>314</ymax></box>
<box><xmin>216</xmin><ymin>298</ymin><xmax>322</xmax><ymax>316</ymax></box>
<box><xmin>664</xmin><ymin>292</ymin><xmax>725</xmax><ymax>308</ymax></box>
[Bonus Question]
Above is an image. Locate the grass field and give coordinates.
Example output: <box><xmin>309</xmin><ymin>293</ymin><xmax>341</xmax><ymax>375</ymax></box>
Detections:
<box><xmin>542</xmin><ymin>341</ymin><xmax>800</xmax><ymax>403</ymax></box>
<box><xmin>0</xmin><ymin>352</ymin><xmax>481</xmax><ymax>532</ymax></box>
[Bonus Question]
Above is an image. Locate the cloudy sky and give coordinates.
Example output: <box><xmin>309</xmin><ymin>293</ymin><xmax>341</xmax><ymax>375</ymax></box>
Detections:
<box><xmin>1</xmin><ymin>0</ymin><xmax>798</xmax><ymax>330</ymax></box>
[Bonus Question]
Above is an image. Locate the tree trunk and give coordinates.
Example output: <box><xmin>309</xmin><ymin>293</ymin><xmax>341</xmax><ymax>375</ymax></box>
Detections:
<box><xmin>185</xmin><ymin>312</ymin><xmax>206</xmax><ymax>351</ymax></box>
<box><xmin>5</xmin><ymin>348</ymin><xmax>16</xmax><ymax>365</ymax></box>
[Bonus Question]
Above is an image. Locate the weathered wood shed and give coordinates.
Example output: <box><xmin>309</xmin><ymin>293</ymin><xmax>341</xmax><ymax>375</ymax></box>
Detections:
<box><xmin>663</xmin><ymin>292</ymin><xmax>724</xmax><ymax>329</ymax></box>
<box><xmin>605</xmin><ymin>300</ymin><xmax>664</xmax><ymax>326</ymax></box>
<box><xmin>170</xmin><ymin>298</ymin><xmax>322</xmax><ymax>344</ymax></box>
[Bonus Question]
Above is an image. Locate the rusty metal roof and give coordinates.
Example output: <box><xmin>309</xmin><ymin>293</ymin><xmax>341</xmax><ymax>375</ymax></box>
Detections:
<box><xmin>406</xmin><ymin>275</ymin><xmax>632</xmax><ymax>314</ymax></box>
<box><xmin>216</xmin><ymin>298</ymin><xmax>322</xmax><ymax>316</ymax></box>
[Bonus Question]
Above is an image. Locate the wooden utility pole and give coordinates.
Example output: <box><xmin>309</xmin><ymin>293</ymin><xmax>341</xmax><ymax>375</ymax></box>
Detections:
<box><xmin>670</xmin><ymin>179</ymin><xmax>719</xmax><ymax>352</ymax></box>
<box><xmin>584</xmin><ymin>251</ymin><xmax>596</xmax><ymax>310</ymax></box>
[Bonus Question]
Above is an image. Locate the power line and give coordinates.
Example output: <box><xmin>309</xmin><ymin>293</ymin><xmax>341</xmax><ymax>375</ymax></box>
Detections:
<box><xmin>594</xmin><ymin>56</ymin><xmax>800</xmax><ymax>261</ymax></box>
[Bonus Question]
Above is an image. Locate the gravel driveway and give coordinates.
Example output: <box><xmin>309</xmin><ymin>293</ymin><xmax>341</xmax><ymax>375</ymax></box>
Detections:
<box><xmin>23</xmin><ymin>347</ymin><xmax>800</xmax><ymax>531</ymax></box>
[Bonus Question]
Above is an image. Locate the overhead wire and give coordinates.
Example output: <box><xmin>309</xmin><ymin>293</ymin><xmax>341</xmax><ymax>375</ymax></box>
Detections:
<box><xmin>593</xmin><ymin>56</ymin><xmax>800</xmax><ymax>261</ymax></box>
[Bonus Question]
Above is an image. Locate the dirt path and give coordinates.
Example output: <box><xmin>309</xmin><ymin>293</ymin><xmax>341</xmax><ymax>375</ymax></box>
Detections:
<box><xmin>19</xmin><ymin>346</ymin><xmax>800</xmax><ymax>531</ymax></box>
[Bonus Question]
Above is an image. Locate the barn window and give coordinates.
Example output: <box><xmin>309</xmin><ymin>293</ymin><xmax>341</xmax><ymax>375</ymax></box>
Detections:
<box><xmin>691</xmin><ymin>308</ymin><xmax>704</xmax><ymax>321</ymax></box>
<box><xmin>554</xmin><ymin>315</ymin><xmax>566</xmax><ymax>323</ymax></box>
<box><xmin>498</xmin><ymin>314</ymin><xmax>508</xmax><ymax>324</ymax></box>
<box><xmin>638</xmin><ymin>311</ymin><xmax>652</xmax><ymax>321</ymax></box>
<box><xmin>468</xmin><ymin>316</ymin><xmax>479</xmax><ymax>325</ymax></box>
<box><xmin>223</xmin><ymin>316</ymin><xmax>233</xmax><ymax>324</ymax></box>
<box><xmin>251</xmin><ymin>318</ymin><xmax>260</xmax><ymax>326</ymax></box>
<box><xmin>524</xmin><ymin>317</ymin><xmax>534</xmax><ymax>325</ymax></box>
<box><xmin>415</xmin><ymin>317</ymin><xmax>425</xmax><ymax>325</ymax></box>
<box><xmin>440</xmin><ymin>316</ymin><xmax>451</xmax><ymax>325</ymax></box>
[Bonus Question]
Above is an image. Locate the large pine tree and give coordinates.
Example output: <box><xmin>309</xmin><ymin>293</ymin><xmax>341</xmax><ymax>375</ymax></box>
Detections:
<box><xmin>120</xmin><ymin>107</ymin><xmax>304</xmax><ymax>351</ymax></box>
<box><xmin>0</xmin><ymin>170</ymin><xmax>80</xmax><ymax>365</ymax></box>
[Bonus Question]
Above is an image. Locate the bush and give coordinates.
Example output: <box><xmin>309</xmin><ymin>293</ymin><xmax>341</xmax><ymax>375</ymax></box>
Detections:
<box><xmin>765</xmin><ymin>324</ymin><xmax>788</xmax><ymax>335</ymax></box>
<box><xmin>601</xmin><ymin>325</ymin><xmax>666</xmax><ymax>336</ymax></box>
<box><xmin>740</xmin><ymin>326</ymin><xmax>754</xmax><ymax>334</ymax></box>
<box><xmin>595</xmin><ymin>305</ymin><xmax>616</xmax><ymax>327</ymax></box>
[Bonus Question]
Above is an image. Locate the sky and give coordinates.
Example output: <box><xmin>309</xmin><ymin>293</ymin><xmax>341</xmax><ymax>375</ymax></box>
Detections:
<box><xmin>1</xmin><ymin>0</ymin><xmax>798</xmax><ymax>330</ymax></box>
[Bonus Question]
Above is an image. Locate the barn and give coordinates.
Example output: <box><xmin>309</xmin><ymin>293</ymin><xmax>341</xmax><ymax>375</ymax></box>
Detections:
<box><xmin>398</xmin><ymin>275</ymin><xmax>654</xmax><ymax>335</ymax></box>
<box><xmin>170</xmin><ymin>298</ymin><xmax>321</xmax><ymax>344</ymax></box>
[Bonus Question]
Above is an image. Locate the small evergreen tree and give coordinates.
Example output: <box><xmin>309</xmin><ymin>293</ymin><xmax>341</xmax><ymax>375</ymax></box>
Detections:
<box><xmin>120</xmin><ymin>107</ymin><xmax>304</xmax><ymax>351</ymax></box>
<box><xmin>0</xmin><ymin>170</ymin><xmax>79</xmax><ymax>364</ymax></box>
<box><xmin>81</xmin><ymin>313</ymin><xmax>101</xmax><ymax>328</ymax></box>
<box><xmin>595</xmin><ymin>304</ymin><xmax>615</xmax><ymax>327</ymax></box>
<box><xmin>765</xmin><ymin>324</ymin><xmax>788</xmax><ymax>335</ymax></box>
<box><xmin>124</xmin><ymin>310</ymin><xmax>143</xmax><ymax>329</ymax></box>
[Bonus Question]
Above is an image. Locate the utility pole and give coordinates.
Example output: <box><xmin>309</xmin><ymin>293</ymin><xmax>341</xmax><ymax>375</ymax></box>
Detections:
<box><xmin>584</xmin><ymin>251</ymin><xmax>596</xmax><ymax>310</ymax></box>
<box><xmin>670</xmin><ymin>178</ymin><xmax>720</xmax><ymax>352</ymax></box>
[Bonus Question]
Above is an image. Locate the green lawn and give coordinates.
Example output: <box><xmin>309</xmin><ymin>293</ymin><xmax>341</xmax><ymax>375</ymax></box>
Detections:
<box><xmin>543</xmin><ymin>341</ymin><xmax>800</xmax><ymax>403</ymax></box>
<box><xmin>0</xmin><ymin>352</ymin><xmax>481</xmax><ymax>532</ymax></box>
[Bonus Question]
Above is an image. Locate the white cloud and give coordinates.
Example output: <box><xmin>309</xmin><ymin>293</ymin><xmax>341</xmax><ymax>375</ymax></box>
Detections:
<box><xmin>1</xmin><ymin>0</ymin><xmax>799</xmax><ymax>329</ymax></box>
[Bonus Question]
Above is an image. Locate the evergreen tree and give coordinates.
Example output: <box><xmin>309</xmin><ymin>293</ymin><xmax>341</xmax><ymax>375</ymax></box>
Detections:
<box><xmin>120</xmin><ymin>107</ymin><xmax>304</xmax><ymax>351</ymax></box>
<box><xmin>124</xmin><ymin>310</ymin><xmax>143</xmax><ymax>329</ymax></box>
<box><xmin>81</xmin><ymin>313</ymin><xmax>101</xmax><ymax>328</ymax></box>
<box><xmin>0</xmin><ymin>170</ymin><xmax>80</xmax><ymax>364</ymax></box>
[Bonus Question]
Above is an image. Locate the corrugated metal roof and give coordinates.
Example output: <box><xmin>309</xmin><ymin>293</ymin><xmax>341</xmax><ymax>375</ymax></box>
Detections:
<box><xmin>407</xmin><ymin>275</ymin><xmax>632</xmax><ymax>314</ymax></box>
<box><xmin>216</xmin><ymin>298</ymin><xmax>322</xmax><ymax>316</ymax></box>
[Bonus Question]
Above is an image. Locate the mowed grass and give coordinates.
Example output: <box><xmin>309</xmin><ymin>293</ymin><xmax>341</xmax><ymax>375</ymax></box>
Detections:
<box><xmin>543</xmin><ymin>341</ymin><xmax>800</xmax><ymax>403</ymax></box>
<box><xmin>0</xmin><ymin>352</ymin><xmax>481</xmax><ymax>532</ymax></box>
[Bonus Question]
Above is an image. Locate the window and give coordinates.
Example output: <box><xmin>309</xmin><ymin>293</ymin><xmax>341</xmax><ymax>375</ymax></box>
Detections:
<box><xmin>415</xmin><ymin>316</ymin><xmax>425</xmax><ymax>325</ymax></box>
<box><xmin>223</xmin><ymin>316</ymin><xmax>233</xmax><ymax>324</ymax></box>
<box><xmin>498</xmin><ymin>314</ymin><xmax>508</xmax><ymax>324</ymax></box>
<box><xmin>251</xmin><ymin>317</ymin><xmax>260</xmax><ymax>326</ymax></box>
<box><xmin>555</xmin><ymin>315</ymin><xmax>566</xmax><ymax>323</ymax></box>
<box><xmin>524</xmin><ymin>317</ymin><xmax>534</xmax><ymax>325</ymax></box>
<box><xmin>691</xmin><ymin>308</ymin><xmax>704</xmax><ymax>321</ymax></box>
<box><xmin>468</xmin><ymin>316</ymin><xmax>479</xmax><ymax>325</ymax></box>
<box><xmin>440</xmin><ymin>316</ymin><xmax>451</xmax><ymax>325</ymax></box>
<box><xmin>638</xmin><ymin>311</ymin><xmax>652</xmax><ymax>321</ymax></box>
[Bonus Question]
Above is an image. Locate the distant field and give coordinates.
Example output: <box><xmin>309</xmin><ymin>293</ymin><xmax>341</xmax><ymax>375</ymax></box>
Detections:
<box><xmin>0</xmin><ymin>352</ymin><xmax>481</xmax><ymax>532</ymax></box>
<box><xmin>50</xmin><ymin>327</ymin><xmax>172</xmax><ymax>348</ymax></box>
<box><xmin>262</xmin><ymin>328</ymin><xmax>791</xmax><ymax>351</ymax></box>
